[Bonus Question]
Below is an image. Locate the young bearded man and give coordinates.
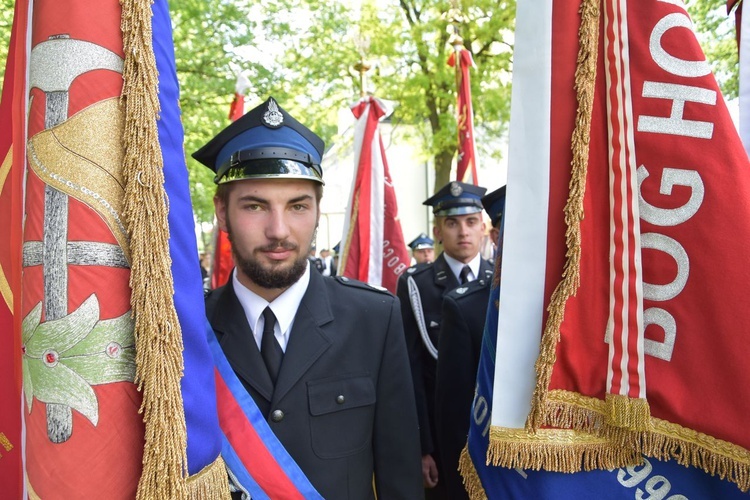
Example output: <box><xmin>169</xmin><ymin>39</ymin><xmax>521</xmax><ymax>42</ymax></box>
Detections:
<box><xmin>194</xmin><ymin>97</ymin><xmax>422</xmax><ymax>500</ymax></box>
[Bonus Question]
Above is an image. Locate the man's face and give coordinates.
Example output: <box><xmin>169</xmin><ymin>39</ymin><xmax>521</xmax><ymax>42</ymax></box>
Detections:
<box><xmin>413</xmin><ymin>248</ymin><xmax>435</xmax><ymax>264</ymax></box>
<box><xmin>215</xmin><ymin>178</ymin><xmax>319</xmax><ymax>297</ymax></box>
<box><xmin>433</xmin><ymin>212</ymin><xmax>486</xmax><ymax>263</ymax></box>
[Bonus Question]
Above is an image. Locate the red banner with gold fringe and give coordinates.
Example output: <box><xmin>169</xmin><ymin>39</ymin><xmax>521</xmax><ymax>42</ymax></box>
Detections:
<box><xmin>489</xmin><ymin>0</ymin><xmax>750</xmax><ymax>493</ymax></box>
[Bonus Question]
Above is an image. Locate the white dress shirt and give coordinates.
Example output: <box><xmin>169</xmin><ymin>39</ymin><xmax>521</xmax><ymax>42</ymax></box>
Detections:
<box><xmin>232</xmin><ymin>261</ymin><xmax>311</xmax><ymax>352</ymax></box>
<box><xmin>443</xmin><ymin>252</ymin><xmax>482</xmax><ymax>284</ymax></box>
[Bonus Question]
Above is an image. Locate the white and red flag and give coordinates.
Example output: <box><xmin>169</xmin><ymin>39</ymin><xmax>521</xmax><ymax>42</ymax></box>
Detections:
<box><xmin>228</xmin><ymin>72</ymin><xmax>250</xmax><ymax>122</ymax></box>
<box><xmin>482</xmin><ymin>0</ymin><xmax>750</xmax><ymax>494</ymax></box>
<box><xmin>339</xmin><ymin>97</ymin><xmax>410</xmax><ymax>294</ymax></box>
<box><xmin>448</xmin><ymin>48</ymin><xmax>479</xmax><ymax>185</ymax></box>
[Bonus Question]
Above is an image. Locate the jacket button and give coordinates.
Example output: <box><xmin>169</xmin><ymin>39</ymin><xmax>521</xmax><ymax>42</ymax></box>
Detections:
<box><xmin>336</xmin><ymin>395</ymin><xmax>345</xmax><ymax>404</ymax></box>
<box><xmin>271</xmin><ymin>410</ymin><xmax>284</xmax><ymax>422</ymax></box>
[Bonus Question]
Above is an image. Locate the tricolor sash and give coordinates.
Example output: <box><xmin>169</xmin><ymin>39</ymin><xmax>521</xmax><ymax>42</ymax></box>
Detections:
<box><xmin>209</xmin><ymin>330</ymin><xmax>323</xmax><ymax>499</ymax></box>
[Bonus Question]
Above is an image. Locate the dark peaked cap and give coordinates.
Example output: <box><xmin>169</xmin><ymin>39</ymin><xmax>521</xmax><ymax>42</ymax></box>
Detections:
<box><xmin>408</xmin><ymin>233</ymin><xmax>434</xmax><ymax>250</ymax></box>
<box><xmin>192</xmin><ymin>97</ymin><xmax>326</xmax><ymax>185</ymax></box>
<box><xmin>423</xmin><ymin>181</ymin><xmax>487</xmax><ymax>217</ymax></box>
<box><xmin>482</xmin><ymin>185</ymin><xmax>507</xmax><ymax>227</ymax></box>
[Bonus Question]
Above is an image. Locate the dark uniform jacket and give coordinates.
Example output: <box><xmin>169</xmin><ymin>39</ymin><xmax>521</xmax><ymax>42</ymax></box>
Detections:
<box><xmin>396</xmin><ymin>253</ymin><xmax>492</xmax><ymax>495</ymax></box>
<box><xmin>206</xmin><ymin>270</ymin><xmax>422</xmax><ymax>500</ymax></box>
<box><xmin>435</xmin><ymin>276</ymin><xmax>492</xmax><ymax>500</ymax></box>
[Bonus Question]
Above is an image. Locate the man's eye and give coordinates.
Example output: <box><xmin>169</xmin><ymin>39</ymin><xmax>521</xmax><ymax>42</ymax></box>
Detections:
<box><xmin>243</xmin><ymin>204</ymin><xmax>262</xmax><ymax>211</ymax></box>
<box><xmin>292</xmin><ymin>204</ymin><xmax>307</xmax><ymax>211</ymax></box>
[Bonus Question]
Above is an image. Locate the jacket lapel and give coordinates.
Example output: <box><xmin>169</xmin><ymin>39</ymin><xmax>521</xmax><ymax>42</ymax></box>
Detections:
<box><xmin>272</xmin><ymin>270</ymin><xmax>333</xmax><ymax>404</ymax></box>
<box><xmin>479</xmin><ymin>257</ymin><xmax>494</xmax><ymax>282</ymax></box>
<box><xmin>433</xmin><ymin>253</ymin><xmax>458</xmax><ymax>293</ymax></box>
<box><xmin>209</xmin><ymin>280</ymin><xmax>275</xmax><ymax>401</ymax></box>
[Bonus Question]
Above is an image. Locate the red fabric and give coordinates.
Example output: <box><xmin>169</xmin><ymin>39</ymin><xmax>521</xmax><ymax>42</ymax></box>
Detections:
<box><xmin>448</xmin><ymin>49</ymin><xmax>479</xmax><ymax>185</ymax></box>
<box><xmin>0</xmin><ymin>1</ymin><xmax>26</xmax><ymax>495</ymax></box>
<box><xmin>211</xmin><ymin>229</ymin><xmax>234</xmax><ymax>289</ymax></box>
<box><xmin>547</xmin><ymin>0</ymin><xmax>750</xmax><ymax>454</ymax></box>
<box><xmin>229</xmin><ymin>92</ymin><xmax>244</xmax><ymax>122</ymax></box>
<box><xmin>379</xmin><ymin>135</ymin><xmax>411</xmax><ymax>294</ymax></box>
<box><xmin>344</xmin><ymin>100</ymin><xmax>376</xmax><ymax>281</ymax></box>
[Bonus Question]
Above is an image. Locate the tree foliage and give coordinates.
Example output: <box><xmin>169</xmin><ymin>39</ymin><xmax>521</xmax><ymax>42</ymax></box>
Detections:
<box><xmin>687</xmin><ymin>0</ymin><xmax>739</xmax><ymax>99</ymax></box>
<box><xmin>0</xmin><ymin>0</ymin><xmax>741</xmax><ymax>236</ymax></box>
<box><xmin>239</xmin><ymin>0</ymin><xmax>515</xmax><ymax>191</ymax></box>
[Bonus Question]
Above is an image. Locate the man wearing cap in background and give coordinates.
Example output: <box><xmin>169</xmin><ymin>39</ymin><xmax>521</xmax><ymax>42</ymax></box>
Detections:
<box><xmin>409</xmin><ymin>233</ymin><xmax>435</xmax><ymax>265</ymax></box>
<box><xmin>194</xmin><ymin>97</ymin><xmax>422</xmax><ymax>499</ymax></box>
<box><xmin>396</xmin><ymin>180</ymin><xmax>493</xmax><ymax>499</ymax></box>
<box><xmin>434</xmin><ymin>185</ymin><xmax>506</xmax><ymax>500</ymax></box>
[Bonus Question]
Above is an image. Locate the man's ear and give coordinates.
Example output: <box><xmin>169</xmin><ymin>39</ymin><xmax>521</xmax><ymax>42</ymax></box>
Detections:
<box><xmin>432</xmin><ymin>224</ymin><xmax>441</xmax><ymax>243</ymax></box>
<box><xmin>214</xmin><ymin>195</ymin><xmax>228</xmax><ymax>232</ymax></box>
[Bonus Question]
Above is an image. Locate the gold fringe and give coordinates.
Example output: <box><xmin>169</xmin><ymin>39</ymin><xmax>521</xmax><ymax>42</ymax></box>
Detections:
<box><xmin>545</xmin><ymin>390</ymin><xmax>750</xmax><ymax>491</ymax></box>
<box><xmin>643</xmin><ymin>419</ymin><xmax>750</xmax><ymax>492</ymax></box>
<box><xmin>186</xmin><ymin>456</ymin><xmax>232</xmax><ymax>499</ymax></box>
<box><xmin>458</xmin><ymin>444</ymin><xmax>488</xmax><ymax>500</ymax></box>
<box><xmin>120</xmin><ymin>0</ymin><xmax>188</xmax><ymax>498</ymax></box>
<box><xmin>544</xmin><ymin>391</ymin><xmax>606</xmax><ymax>436</ymax></box>
<box><xmin>605</xmin><ymin>394</ymin><xmax>652</xmax><ymax>431</ymax></box>
<box><xmin>488</xmin><ymin>425</ymin><xmax>632</xmax><ymax>472</ymax></box>
<box><xmin>526</xmin><ymin>0</ymin><xmax>601</xmax><ymax>431</ymax></box>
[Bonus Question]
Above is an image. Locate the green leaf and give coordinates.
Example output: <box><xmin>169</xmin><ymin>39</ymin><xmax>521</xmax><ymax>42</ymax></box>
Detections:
<box><xmin>62</xmin><ymin>347</ymin><xmax>136</xmax><ymax>385</ymax></box>
<box><xmin>25</xmin><ymin>294</ymin><xmax>99</xmax><ymax>357</ymax></box>
<box><xmin>64</xmin><ymin>311</ymin><xmax>134</xmax><ymax>357</ymax></box>
<box><xmin>28</xmin><ymin>361</ymin><xmax>100</xmax><ymax>426</ymax></box>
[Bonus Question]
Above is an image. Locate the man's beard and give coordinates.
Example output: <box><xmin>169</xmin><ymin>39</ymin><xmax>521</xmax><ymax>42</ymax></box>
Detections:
<box><xmin>226</xmin><ymin>219</ymin><xmax>310</xmax><ymax>290</ymax></box>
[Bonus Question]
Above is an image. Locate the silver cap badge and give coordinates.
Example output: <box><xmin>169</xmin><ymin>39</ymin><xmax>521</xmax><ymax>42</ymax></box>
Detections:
<box><xmin>262</xmin><ymin>98</ymin><xmax>284</xmax><ymax>128</ymax></box>
<box><xmin>450</xmin><ymin>182</ymin><xmax>463</xmax><ymax>197</ymax></box>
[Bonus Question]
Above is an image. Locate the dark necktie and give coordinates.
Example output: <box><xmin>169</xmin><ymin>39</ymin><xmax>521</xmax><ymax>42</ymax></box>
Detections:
<box><xmin>459</xmin><ymin>265</ymin><xmax>471</xmax><ymax>285</ymax></box>
<box><xmin>260</xmin><ymin>307</ymin><xmax>283</xmax><ymax>384</ymax></box>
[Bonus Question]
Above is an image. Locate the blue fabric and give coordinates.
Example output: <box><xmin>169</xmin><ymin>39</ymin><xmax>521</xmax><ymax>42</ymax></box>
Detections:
<box><xmin>216</xmin><ymin>125</ymin><xmax>322</xmax><ymax>168</ymax></box>
<box><xmin>152</xmin><ymin>0</ymin><xmax>223</xmax><ymax>475</ymax></box>
<box><xmin>467</xmin><ymin>218</ymin><xmax>747</xmax><ymax>499</ymax></box>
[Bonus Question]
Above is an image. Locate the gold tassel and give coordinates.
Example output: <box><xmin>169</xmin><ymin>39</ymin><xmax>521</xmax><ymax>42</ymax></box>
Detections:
<box><xmin>187</xmin><ymin>456</ymin><xmax>232</xmax><ymax>499</ymax></box>
<box><xmin>120</xmin><ymin>0</ymin><xmax>188</xmax><ymax>497</ymax></box>
<box><xmin>526</xmin><ymin>0</ymin><xmax>601</xmax><ymax>431</ymax></box>
<box><xmin>605</xmin><ymin>394</ymin><xmax>652</xmax><ymax>431</ymax></box>
<box><xmin>458</xmin><ymin>445</ymin><xmax>488</xmax><ymax>500</ymax></box>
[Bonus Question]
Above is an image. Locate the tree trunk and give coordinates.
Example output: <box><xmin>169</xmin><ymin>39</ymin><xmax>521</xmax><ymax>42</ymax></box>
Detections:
<box><xmin>432</xmin><ymin>149</ymin><xmax>456</xmax><ymax>194</ymax></box>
